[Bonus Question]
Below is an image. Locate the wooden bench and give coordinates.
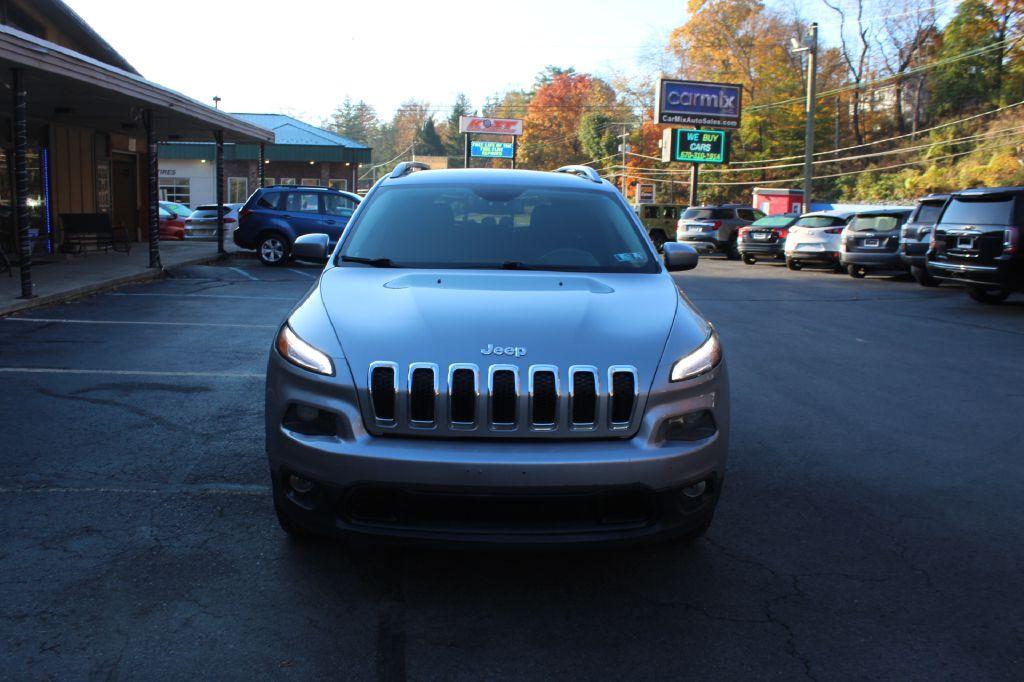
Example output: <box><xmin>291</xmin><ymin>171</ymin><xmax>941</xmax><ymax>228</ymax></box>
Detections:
<box><xmin>61</xmin><ymin>213</ymin><xmax>131</xmax><ymax>255</ymax></box>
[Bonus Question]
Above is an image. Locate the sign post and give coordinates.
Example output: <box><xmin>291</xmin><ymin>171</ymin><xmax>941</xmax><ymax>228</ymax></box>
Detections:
<box><xmin>655</xmin><ymin>79</ymin><xmax>742</xmax><ymax>205</ymax></box>
<box><xmin>459</xmin><ymin>116</ymin><xmax>524</xmax><ymax>169</ymax></box>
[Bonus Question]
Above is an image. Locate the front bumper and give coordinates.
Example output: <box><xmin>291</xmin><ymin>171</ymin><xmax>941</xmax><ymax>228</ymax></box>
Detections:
<box><xmin>266</xmin><ymin>352</ymin><xmax>729</xmax><ymax>544</ymax></box>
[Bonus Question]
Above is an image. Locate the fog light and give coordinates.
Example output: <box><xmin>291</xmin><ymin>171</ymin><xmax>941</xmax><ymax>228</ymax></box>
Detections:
<box><xmin>295</xmin><ymin>405</ymin><xmax>319</xmax><ymax>422</ymax></box>
<box><xmin>662</xmin><ymin>410</ymin><xmax>717</xmax><ymax>442</ymax></box>
<box><xmin>289</xmin><ymin>474</ymin><xmax>314</xmax><ymax>494</ymax></box>
<box><xmin>682</xmin><ymin>481</ymin><xmax>707</xmax><ymax>498</ymax></box>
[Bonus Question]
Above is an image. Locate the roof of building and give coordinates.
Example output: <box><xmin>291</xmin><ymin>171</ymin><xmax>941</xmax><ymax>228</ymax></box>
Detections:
<box><xmin>38</xmin><ymin>0</ymin><xmax>138</xmax><ymax>74</ymax></box>
<box><xmin>229</xmin><ymin>113</ymin><xmax>369</xmax><ymax>149</ymax></box>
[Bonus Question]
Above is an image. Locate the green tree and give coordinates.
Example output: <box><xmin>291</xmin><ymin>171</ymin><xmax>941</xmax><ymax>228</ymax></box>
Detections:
<box><xmin>929</xmin><ymin>0</ymin><xmax>1001</xmax><ymax>117</ymax></box>
<box><xmin>415</xmin><ymin>117</ymin><xmax>446</xmax><ymax>156</ymax></box>
<box><xmin>577</xmin><ymin>113</ymin><xmax>617</xmax><ymax>161</ymax></box>
<box><xmin>328</xmin><ymin>97</ymin><xmax>378</xmax><ymax>144</ymax></box>
<box><xmin>444</xmin><ymin>93</ymin><xmax>473</xmax><ymax>157</ymax></box>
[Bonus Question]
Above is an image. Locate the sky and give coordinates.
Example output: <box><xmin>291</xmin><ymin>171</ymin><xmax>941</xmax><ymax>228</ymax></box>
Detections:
<box><xmin>63</xmin><ymin>0</ymin><xmax>685</xmax><ymax>124</ymax></box>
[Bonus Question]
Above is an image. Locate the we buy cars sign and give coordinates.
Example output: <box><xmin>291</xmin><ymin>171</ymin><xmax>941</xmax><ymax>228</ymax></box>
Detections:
<box><xmin>459</xmin><ymin>116</ymin><xmax>524</xmax><ymax>136</ymax></box>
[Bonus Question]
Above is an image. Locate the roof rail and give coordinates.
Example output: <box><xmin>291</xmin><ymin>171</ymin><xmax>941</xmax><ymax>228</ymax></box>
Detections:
<box><xmin>390</xmin><ymin>161</ymin><xmax>431</xmax><ymax>179</ymax></box>
<box><xmin>553</xmin><ymin>165</ymin><xmax>603</xmax><ymax>184</ymax></box>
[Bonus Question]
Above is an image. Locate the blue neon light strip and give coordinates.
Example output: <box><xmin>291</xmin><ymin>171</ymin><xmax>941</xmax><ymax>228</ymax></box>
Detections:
<box><xmin>42</xmin><ymin>147</ymin><xmax>53</xmax><ymax>254</ymax></box>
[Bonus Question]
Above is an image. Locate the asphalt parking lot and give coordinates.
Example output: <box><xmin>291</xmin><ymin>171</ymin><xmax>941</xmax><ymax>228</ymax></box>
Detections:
<box><xmin>1</xmin><ymin>257</ymin><xmax>1022</xmax><ymax>680</ymax></box>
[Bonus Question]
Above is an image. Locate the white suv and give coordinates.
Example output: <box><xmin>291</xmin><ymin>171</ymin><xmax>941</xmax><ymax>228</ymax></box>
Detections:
<box><xmin>783</xmin><ymin>211</ymin><xmax>855</xmax><ymax>271</ymax></box>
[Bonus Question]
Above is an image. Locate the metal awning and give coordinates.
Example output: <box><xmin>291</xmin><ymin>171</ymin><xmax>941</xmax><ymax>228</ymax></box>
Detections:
<box><xmin>0</xmin><ymin>24</ymin><xmax>273</xmax><ymax>144</ymax></box>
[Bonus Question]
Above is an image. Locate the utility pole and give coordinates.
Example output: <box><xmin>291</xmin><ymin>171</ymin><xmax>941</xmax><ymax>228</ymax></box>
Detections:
<box><xmin>791</xmin><ymin>23</ymin><xmax>818</xmax><ymax>212</ymax></box>
<box><xmin>614</xmin><ymin>122</ymin><xmax>636</xmax><ymax>197</ymax></box>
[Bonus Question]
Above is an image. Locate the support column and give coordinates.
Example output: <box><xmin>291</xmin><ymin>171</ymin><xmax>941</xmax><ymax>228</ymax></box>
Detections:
<box><xmin>511</xmin><ymin>137</ymin><xmax>518</xmax><ymax>170</ymax></box>
<box><xmin>688</xmin><ymin>163</ymin><xmax>699</xmax><ymax>207</ymax></box>
<box><xmin>258</xmin><ymin>142</ymin><xmax>266</xmax><ymax>187</ymax></box>
<box><xmin>145</xmin><ymin>109</ymin><xmax>160</xmax><ymax>269</ymax></box>
<box><xmin>12</xmin><ymin>69</ymin><xmax>33</xmax><ymax>298</ymax></box>
<box><xmin>215</xmin><ymin>130</ymin><xmax>225</xmax><ymax>254</ymax></box>
<box><xmin>464</xmin><ymin>134</ymin><xmax>470</xmax><ymax>169</ymax></box>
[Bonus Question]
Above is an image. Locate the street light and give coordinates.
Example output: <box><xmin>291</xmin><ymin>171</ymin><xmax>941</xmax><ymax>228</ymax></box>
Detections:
<box><xmin>790</xmin><ymin>23</ymin><xmax>818</xmax><ymax>212</ymax></box>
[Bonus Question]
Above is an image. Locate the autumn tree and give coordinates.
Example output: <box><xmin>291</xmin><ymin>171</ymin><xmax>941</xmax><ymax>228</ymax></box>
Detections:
<box><xmin>519</xmin><ymin>71</ymin><xmax>621</xmax><ymax>169</ymax></box>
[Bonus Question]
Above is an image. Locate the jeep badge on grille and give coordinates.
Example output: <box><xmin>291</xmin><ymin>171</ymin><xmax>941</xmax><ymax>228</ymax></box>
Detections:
<box><xmin>481</xmin><ymin>344</ymin><xmax>527</xmax><ymax>357</ymax></box>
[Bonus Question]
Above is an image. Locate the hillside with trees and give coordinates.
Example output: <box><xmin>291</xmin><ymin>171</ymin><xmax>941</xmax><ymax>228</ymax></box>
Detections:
<box><xmin>326</xmin><ymin>0</ymin><xmax>1023</xmax><ymax>203</ymax></box>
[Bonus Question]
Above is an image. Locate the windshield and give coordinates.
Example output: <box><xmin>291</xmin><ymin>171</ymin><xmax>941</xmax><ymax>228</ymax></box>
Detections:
<box><xmin>941</xmin><ymin>196</ymin><xmax>1017</xmax><ymax>225</ymax></box>
<box><xmin>848</xmin><ymin>215</ymin><xmax>902</xmax><ymax>232</ymax></box>
<box><xmin>682</xmin><ymin>208</ymin><xmax>732</xmax><ymax>220</ymax></box>
<box><xmin>750</xmin><ymin>216</ymin><xmax>794</xmax><ymax>227</ymax></box>
<box><xmin>795</xmin><ymin>215</ymin><xmax>846</xmax><ymax>228</ymax></box>
<box><xmin>339</xmin><ymin>185</ymin><xmax>657</xmax><ymax>273</ymax></box>
<box><xmin>161</xmin><ymin>203</ymin><xmax>192</xmax><ymax>218</ymax></box>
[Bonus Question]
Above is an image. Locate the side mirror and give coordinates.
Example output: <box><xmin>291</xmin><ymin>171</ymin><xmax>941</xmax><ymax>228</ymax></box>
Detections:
<box><xmin>663</xmin><ymin>242</ymin><xmax>699</xmax><ymax>272</ymax></box>
<box><xmin>292</xmin><ymin>233</ymin><xmax>330</xmax><ymax>262</ymax></box>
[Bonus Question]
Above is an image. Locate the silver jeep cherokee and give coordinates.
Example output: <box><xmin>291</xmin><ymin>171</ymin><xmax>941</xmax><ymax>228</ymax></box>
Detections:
<box><xmin>266</xmin><ymin>164</ymin><xmax>729</xmax><ymax>545</ymax></box>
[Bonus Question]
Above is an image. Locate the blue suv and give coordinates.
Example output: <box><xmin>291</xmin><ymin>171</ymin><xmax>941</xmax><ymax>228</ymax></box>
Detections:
<box><xmin>235</xmin><ymin>186</ymin><xmax>361</xmax><ymax>265</ymax></box>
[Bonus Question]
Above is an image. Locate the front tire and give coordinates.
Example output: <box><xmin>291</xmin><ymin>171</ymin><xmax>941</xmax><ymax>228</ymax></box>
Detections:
<box><xmin>847</xmin><ymin>264</ymin><xmax>866</xmax><ymax>278</ymax></box>
<box><xmin>258</xmin><ymin>233</ymin><xmax>289</xmax><ymax>266</ymax></box>
<box><xmin>786</xmin><ymin>258</ymin><xmax>802</xmax><ymax>271</ymax></box>
<box><xmin>742</xmin><ymin>254</ymin><xmax>757</xmax><ymax>265</ymax></box>
<box><xmin>911</xmin><ymin>264</ymin><xmax>939</xmax><ymax>287</ymax></box>
<box><xmin>966</xmin><ymin>285</ymin><xmax>1011</xmax><ymax>304</ymax></box>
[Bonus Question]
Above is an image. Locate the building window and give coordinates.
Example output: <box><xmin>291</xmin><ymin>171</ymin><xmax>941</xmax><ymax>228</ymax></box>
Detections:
<box><xmin>228</xmin><ymin>177</ymin><xmax>249</xmax><ymax>203</ymax></box>
<box><xmin>301</xmin><ymin>178</ymin><xmax>318</xmax><ymax>186</ymax></box>
<box><xmin>159</xmin><ymin>177</ymin><xmax>191</xmax><ymax>206</ymax></box>
<box><xmin>279</xmin><ymin>178</ymin><xmax>296</xmax><ymax>185</ymax></box>
<box><xmin>96</xmin><ymin>161</ymin><xmax>111</xmax><ymax>213</ymax></box>
<box><xmin>328</xmin><ymin>178</ymin><xmax>348</xmax><ymax>191</ymax></box>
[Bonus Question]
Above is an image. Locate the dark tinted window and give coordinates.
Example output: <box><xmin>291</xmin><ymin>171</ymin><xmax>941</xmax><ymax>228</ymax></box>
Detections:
<box><xmin>737</xmin><ymin>209</ymin><xmax>756</xmax><ymax>221</ymax></box>
<box><xmin>912</xmin><ymin>201</ymin><xmax>944</xmax><ymax>225</ymax></box>
<box><xmin>663</xmin><ymin>206</ymin><xmax>679</xmax><ymax>219</ymax></box>
<box><xmin>683</xmin><ymin>208</ymin><xmax>733</xmax><ymax>220</ymax></box>
<box><xmin>256</xmin><ymin>192</ymin><xmax>282</xmax><ymax>210</ymax></box>
<box><xmin>341</xmin><ymin>185</ymin><xmax>656</xmax><ymax>273</ymax></box>
<box><xmin>848</xmin><ymin>214</ymin><xmax>903</xmax><ymax>232</ymax></box>
<box><xmin>324</xmin><ymin>194</ymin><xmax>357</xmax><ymax>217</ymax></box>
<box><xmin>641</xmin><ymin>205</ymin><xmax>658</xmax><ymax>219</ymax></box>
<box><xmin>751</xmin><ymin>216</ymin><xmax>795</xmax><ymax>227</ymax></box>
<box><xmin>941</xmin><ymin>196</ymin><xmax>1017</xmax><ymax>225</ymax></box>
<box><xmin>795</xmin><ymin>215</ymin><xmax>847</xmax><ymax>228</ymax></box>
<box><xmin>285</xmin><ymin>192</ymin><xmax>321</xmax><ymax>214</ymax></box>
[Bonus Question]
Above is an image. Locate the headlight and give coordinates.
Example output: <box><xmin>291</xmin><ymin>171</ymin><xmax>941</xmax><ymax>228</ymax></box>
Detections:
<box><xmin>670</xmin><ymin>331</ymin><xmax>722</xmax><ymax>382</ymax></box>
<box><xmin>276</xmin><ymin>324</ymin><xmax>334</xmax><ymax>376</ymax></box>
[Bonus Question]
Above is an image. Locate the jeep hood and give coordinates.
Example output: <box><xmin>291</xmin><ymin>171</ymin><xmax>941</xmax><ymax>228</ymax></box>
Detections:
<box><xmin>317</xmin><ymin>267</ymin><xmax>708</xmax><ymax>384</ymax></box>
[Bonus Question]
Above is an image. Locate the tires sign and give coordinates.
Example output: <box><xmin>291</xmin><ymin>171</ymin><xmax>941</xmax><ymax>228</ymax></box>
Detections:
<box><xmin>459</xmin><ymin>116</ymin><xmax>523</xmax><ymax>136</ymax></box>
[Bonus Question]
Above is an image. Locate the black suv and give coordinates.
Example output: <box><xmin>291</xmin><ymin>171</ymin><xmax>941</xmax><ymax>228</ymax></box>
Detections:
<box><xmin>927</xmin><ymin>186</ymin><xmax>1023</xmax><ymax>303</ymax></box>
<box><xmin>235</xmin><ymin>185</ymin><xmax>361</xmax><ymax>265</ymax></box>
<box><xmin>900</xmin><ymin>194</ymin><xmax>950</xmax><ymax>287</ymax></box>
<box><xmin>840</xmin><ymin>208</ymin><xmax>914</xmax><ymax>278</ymax></box>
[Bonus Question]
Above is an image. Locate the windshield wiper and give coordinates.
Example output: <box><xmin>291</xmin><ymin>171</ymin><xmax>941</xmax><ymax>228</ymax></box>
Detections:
<box><xmin>500</xmin><ymin>261</ymin><xmax>534</xmax><ymax>270</ymax></box>
<box><xmin>341</xmin><ymin>255</ymin><xmax>397</xmax><ymax>268</ymax></box>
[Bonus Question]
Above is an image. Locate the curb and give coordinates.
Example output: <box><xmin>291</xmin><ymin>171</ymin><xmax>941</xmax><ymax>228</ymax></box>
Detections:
<box><xmin>0</xmin><ymin>250</ymin><xmax>247</xmax><ymax>317</ymax></box>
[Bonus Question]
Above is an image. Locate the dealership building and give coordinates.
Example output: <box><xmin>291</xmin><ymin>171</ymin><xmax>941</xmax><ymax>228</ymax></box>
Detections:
<box><xmin>158</xmin><ymin>114</ymin><xmax>371</xmax><ymax>207</ymax></box>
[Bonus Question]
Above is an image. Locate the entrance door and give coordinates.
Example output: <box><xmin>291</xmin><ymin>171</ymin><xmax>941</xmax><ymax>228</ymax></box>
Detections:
<box><xmin>111</xmin><ymin>156</ymin><xmax>138</xmax><ymax>241</ymax></box>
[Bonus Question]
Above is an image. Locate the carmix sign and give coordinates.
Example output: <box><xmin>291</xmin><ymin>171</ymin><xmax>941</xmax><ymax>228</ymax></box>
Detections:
<box><xmin>654</xmin><ymin>79</ymin><xmax>743</xmax><ymax>129</ymax></box>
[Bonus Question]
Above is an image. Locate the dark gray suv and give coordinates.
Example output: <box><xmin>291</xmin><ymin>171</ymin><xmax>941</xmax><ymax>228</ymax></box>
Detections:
<box><xmin>676</xmin><ymin>205</ymin><xmax>765</xmax><ymax>259</ymax></box>
<box><xmin>266</xmin><ymin>164</ymin><xmax>729</xmax><ymax>546</ymax></box>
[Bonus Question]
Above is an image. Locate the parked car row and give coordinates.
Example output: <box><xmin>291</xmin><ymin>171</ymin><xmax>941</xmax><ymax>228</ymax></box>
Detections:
<box><xmin>681</xmin><ymin>186</ymin><xmax>1024</xmax><ymax>305</ymax></box>
<box><xmin>157</xmin><ymin>200</ymin><xmax>244</xmax><ymax>241</ymax></box>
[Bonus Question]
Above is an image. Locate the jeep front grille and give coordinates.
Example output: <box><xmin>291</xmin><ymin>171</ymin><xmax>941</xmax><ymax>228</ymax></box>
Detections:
<box><xmin>365</xmin><ymin>362</ymin><xmax>640</xmax><ymax>437</ymax></box>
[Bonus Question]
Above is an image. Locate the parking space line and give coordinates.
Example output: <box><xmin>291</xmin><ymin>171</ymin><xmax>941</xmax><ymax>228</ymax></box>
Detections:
<box><xmin>228</xmin><ymin>266</ymin><xmax>260</xmax><ymax>281</ymax></box>
<box><xmin>109</xmin><ymin>292</ymin><xmax>297</xmax><ymax>301</ymax></box>
<box><xmin>5</xmin><ymin>317</ymin><xmax>276</xmax><ymax>329</ymax></box>
<box><xmin>288</xmin><ymin>268</ymin><xmax>315</xmax><ymax>279</ymax></box>
<box><xmin>0</xmin><ymin>367</ymin><xmax>264</xmax><ymax>378</ymax></box>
